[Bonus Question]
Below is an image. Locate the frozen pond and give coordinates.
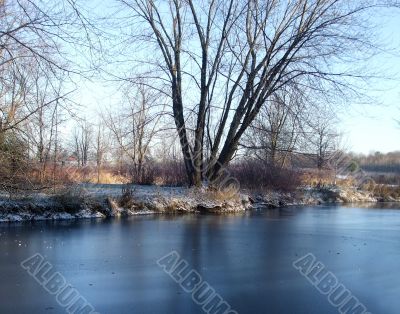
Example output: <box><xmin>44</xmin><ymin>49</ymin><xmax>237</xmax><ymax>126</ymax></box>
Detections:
<box><xmin>1</xmin><ymin>204</ymin><xmax>399</xmax><ymax>314</ymax></box>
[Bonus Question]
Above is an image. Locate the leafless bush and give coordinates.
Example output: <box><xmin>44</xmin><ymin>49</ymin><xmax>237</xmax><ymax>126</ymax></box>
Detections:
<box><xmin>154</xmin><ymin>161</ymin><xmax>187</xmax><ymax>187</ymax></box>
<box><xmin>230</xmin><ymin>160</ymin><xmax>302</xmax><ymax>193</ymax></box>
<box><xmin>51</xmin><ymin>186</ymin><xmax>88</xmax><ymax>213</ymax></box>
<box><xmin>119</xmin><ymin>185</ymin><xmax>135</xmax><ymax>208</ymax></box>
<box><xmin>129</xmin><ymin>164</ymin><xmax>156</xmax><ymax>185</ymax></box>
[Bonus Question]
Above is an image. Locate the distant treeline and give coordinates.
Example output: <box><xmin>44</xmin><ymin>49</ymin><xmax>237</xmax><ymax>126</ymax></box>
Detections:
<box><xmin>352</xmin><ymin>151</ymin><xmax>400</xmax><ymax>174</ymax></box>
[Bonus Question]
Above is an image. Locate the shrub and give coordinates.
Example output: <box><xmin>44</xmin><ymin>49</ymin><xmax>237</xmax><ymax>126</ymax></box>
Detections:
<box><xmin>119</xmin><ymin>185</ymin><xmax>136</xmax><ymax>208</ymax></box>
<box><xmin>136</xmin><ymin>165</ymin><xmax>156</xmax><ymax>185</ymax></box>
<box><xmin>229</xmin><ymin>160</ymin><xmax>302</xmax><ymax>192</ymax></box>
<box><xmin>154</xmin><ymin>161</ymin><xmax>187</xmax><ymax>186</ymax></box>
<box><xmin>51</xmin><ymin>186</ymin><xmax>87</xmax><ymax>213</ymax></box>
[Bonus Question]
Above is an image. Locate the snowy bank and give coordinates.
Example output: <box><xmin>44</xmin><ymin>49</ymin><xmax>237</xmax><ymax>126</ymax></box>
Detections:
<box><xmin>0</xmin><ymin>185</ymin><xmax>252</xmax><ymax>222</ymax></box>
<box><xmin>0</xmin><ymin>184</ymin><xmax>398</xmax><ymax>222</ymax></box>
<box><xmin>251</xmin><ymin>185</ymin><xmax>400</xmax><ymax>209</ymax></box>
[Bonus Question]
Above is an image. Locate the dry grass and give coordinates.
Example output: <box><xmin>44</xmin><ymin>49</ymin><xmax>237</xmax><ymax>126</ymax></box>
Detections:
<box><xmin>86</xmin><ymin>172</ymin><xmax>130</xmax><ymax>184</ymax></box>
<box><xmin>189</xmin><ymin>186</ymin><xmax>241</xmax><ymax>203</ymax></box>
<box><xmin>363</xmin><ymin>183</ymin><xmax>400</xmax><ymax>200</ymax></box>
<box><xmin>300</xmin><ymin>170</ymin><xmax>335</xmax><ymax>186</ymax></box>
<box><xmin>300</xmin><ymin>170</ymin><xmax>359</xmax><ymax>188</ymax></box>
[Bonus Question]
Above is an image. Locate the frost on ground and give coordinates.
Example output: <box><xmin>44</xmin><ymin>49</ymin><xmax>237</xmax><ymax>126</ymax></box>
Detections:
<box><xmin>0</xmin><ymin>183</ymin><xmax>398</xmax><ymax>222</ymax></box>
<box><xmin>0</xmin><ymin>184</ymin><xmax>252</xmax><ymax>222</ymax></box>
<box><xmin>245</xmin><ymin>184</ymin><xmax>400</xmax><ymax>209</ymax></box>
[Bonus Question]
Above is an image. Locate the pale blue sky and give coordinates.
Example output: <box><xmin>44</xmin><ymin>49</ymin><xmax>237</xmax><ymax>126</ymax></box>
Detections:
<box><xmin>339</xmin><ymin>11</ymin><xmax>400</xmax><ymax>154</ymax></box>
<box><xmin>340</xmin><ymin>103</ymin><xmax>399</xmax><ymax>153</ymax></box>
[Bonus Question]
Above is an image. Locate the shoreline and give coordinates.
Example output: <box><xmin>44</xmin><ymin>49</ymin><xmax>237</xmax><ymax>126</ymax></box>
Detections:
<box><xmin>0</xmin><ymin>184</ymin><xmax>399</xmax><ymax>223</ymax></box>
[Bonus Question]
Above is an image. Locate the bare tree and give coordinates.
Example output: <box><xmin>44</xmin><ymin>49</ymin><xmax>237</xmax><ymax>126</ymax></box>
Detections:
<box><xmin>242</xmin><ymin>89</ymin><xmax>306</xmax><ymax>168</ymax></box>
<box><xmin>94</xmin><ymin>124</ymin><xmax>109</xmax><ymax>183</ymax></box>
<box><xmin>27</xmin><ymin>73</ymin><xmax>60</xmax><ymax>183</ymax></box>
<box><xmin>103</xmin><ymin>83</ymin><xmax>162</xmax><ymax>183</ymax></box>
<box><xmin>0</xmin><ymin>54</ymin><xmax>68</xmax><ymax>189</ymax></box>
<box><xmin>116</xmin><ymin>0</ymin><xmax>391</xmax><ymax>186</ymax></box>
<box><xmin>73</xmin><ymin>120</ymin><xmax>92</xmax><ymax>168</ymax></box>
<box><xmin>0</xmin><ymin>1</ymin><xmax>115</xmax><ymax>192</ymax></box>
<box><xmin>0</xmin><ymin>0</ymin><xmax>96</xmax><ymax>135</ymax></box>
<box><xmin>307</xmin><ymin>111</ymin><xmax>339</xmax><ymax>171</ymax></box>
<box><xmin>0</xmin><ymin>0</ymin><xmax>96</xmax><ymax>72</ymax></box>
